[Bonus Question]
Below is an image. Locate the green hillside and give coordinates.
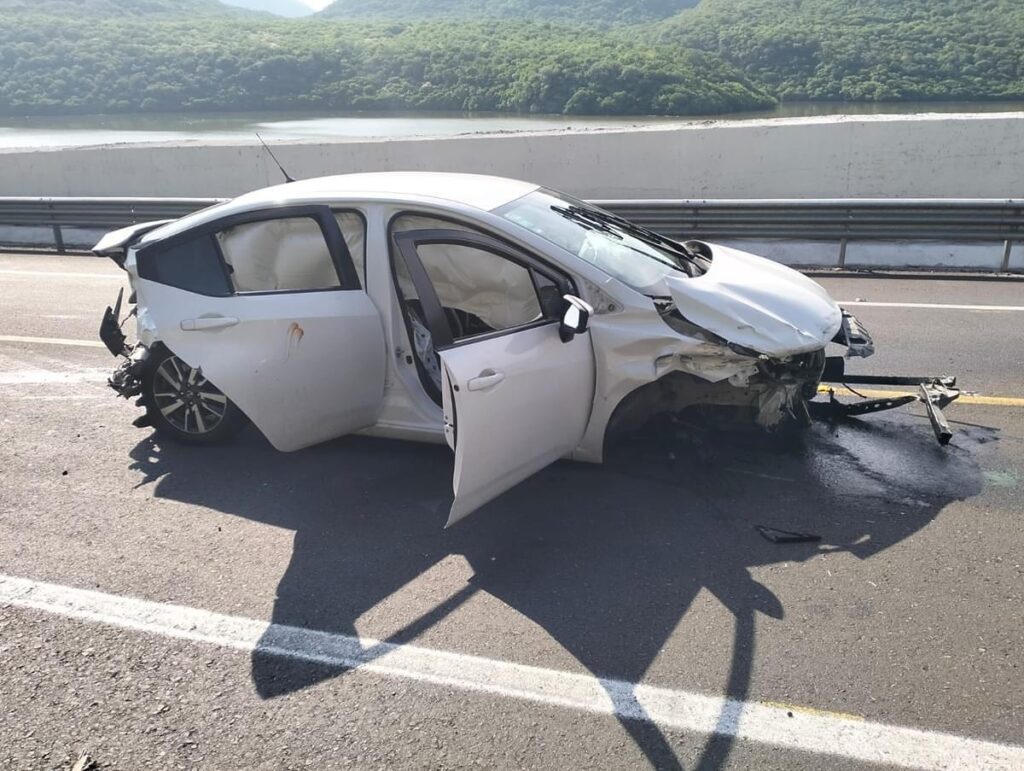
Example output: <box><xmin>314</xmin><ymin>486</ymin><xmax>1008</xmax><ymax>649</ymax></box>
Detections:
<box><xmin>0</xmin><ymin>18</ymin><xmax>773</xmax><ymax>116</ymax></box>
<box><xmin>1</xmin><ymin>0</ymin><xmax>1021</xmax><ymax>117</ymax></box>
<box><xmin>658</xmin><ymin>0</ymin><xmax>1024</xmax><ymax>101</ymax></box>
<box><xmin>318</xmin><ymin>0</ymin><xmax>698</xmax><ymax>25</ymax></box>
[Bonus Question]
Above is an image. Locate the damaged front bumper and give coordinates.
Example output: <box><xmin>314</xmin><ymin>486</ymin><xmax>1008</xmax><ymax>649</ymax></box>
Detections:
<box><xmin>819</xmin><ymin>312</ymin><xmax>961</xmax><ymax>446</ymax></box>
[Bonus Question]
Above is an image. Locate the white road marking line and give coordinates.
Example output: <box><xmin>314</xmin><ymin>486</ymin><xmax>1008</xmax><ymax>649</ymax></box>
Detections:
<box><xmin>0</xmin><ymin>269</ymin><xmax>121</xmax><ymax>280</ymax></box>
<box><xmin>839</xmin><ymin>301</ymin><xmax>1024</xmax><ymax>311</ymax></box>
<box><xmin>0</xmin><ymin>335</ymin><xmax>106</xmax><ymax>349</ymax></box>
<box><xmin>12</xmin><ymin>394</ymin><xmax>107</xmax><ymax>401</ymax></box>
<box><xmin>0</xmin><ymin>369</ymin><xmax>108</xmax><ymax>385</ymax></box>
<box><xmin>1</xmin><ymin>575</ymin><xmax>1020</xmax><ymax>771</ymax></box>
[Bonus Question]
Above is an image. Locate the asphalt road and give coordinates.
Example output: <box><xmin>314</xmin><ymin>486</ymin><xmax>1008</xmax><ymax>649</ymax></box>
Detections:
<box><xmin>0</xmin><ymin>253</ymin><xmax>1022</xmax><ymax>771</ymax></box>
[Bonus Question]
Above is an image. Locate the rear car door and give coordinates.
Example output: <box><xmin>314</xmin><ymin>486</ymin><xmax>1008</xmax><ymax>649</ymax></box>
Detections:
<box><xmin>393</xmin><ymin>228</ymin><xmax>595</xmax><ymax>526</ymax></box>
<box><xmin>134</xmin><ymin>205</ymin><xmax>385</xmax><ymax>452</ymax></box>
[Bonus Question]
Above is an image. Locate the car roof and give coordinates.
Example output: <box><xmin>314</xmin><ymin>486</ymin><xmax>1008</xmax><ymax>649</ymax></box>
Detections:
<box><xmin>241</xmin><ymin>172</ymin><xmax>539</xmax><ymax>210</ymax></box>
<box><xmin>139</xmin><ymin>172</ymin><xmax>540</xmax><ymax>245</ymax></box>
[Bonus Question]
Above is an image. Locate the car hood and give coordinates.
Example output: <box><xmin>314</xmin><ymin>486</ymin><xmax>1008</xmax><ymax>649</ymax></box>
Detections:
<box><xmin>664</xmin><ymin>242</ymin><xmax>842</xmax><ymax>358</ymax></box>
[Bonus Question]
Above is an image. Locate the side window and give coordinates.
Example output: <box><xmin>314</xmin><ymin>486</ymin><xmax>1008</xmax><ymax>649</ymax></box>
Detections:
<box><xmin>136</xmin><ymin>234</ymin><xmax>231</xmax><ymax>296</ymax></box>
<box><xmin>414</xmin><ymin>242</ymin><xmax>543</xmax><ymax>338</ymax></box>
<box><xmin>334</xmin><ymin>211</ymin><xmax>366</xmax><ymax>286</ymax></box>
<box><xmin>216</xmin><ymin>216</ymin><xmax>340</xmax><ymax>293</ymax></box>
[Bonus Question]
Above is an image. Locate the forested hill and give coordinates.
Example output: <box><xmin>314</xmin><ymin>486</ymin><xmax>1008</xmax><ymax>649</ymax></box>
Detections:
<box><xmin>1</xmin><ymin>0</ymin><xmax>1021</xmax><ymax>118</ymax></box>
<box><xmin>0</xmin><ymin>17</ymin><xmax>774</xmax><ymax>117</ymax></box>
<box><xmin>0</xmin><ymin>0</ymin><xmax>257</xmax><ymax>16</ymax></box>
<box><xmin>318</xmin><ymin>0</ymin><xmax>698</xmax><ymax>24</ymax></box>
<box><xmin>658</xmin><ymin>0</ymin><xmax>1024</xmax><ymax>102</ymax></box>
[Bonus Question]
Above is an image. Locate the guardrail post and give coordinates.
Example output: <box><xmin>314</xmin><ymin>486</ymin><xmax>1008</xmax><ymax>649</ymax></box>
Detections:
<box><xmin>1002</xmin><ymin>240</ymin><xmax>1014</xmax><ymax>273</ymax></box>
<box><xmin>837</xmin><ymin>238</ymin><xmax>848</xmax><ymax>269</ymax></box>
<box><xmin>52</xmin><ymin>225</ymin><xmax>66</xmax><ymax>254</ymax></box>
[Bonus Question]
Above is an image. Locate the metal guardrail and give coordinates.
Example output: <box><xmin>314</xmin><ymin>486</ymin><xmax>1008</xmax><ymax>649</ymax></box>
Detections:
<box><xmin>595</xmin><ymin>199</ymin><xmax>1024</xmax><ymax>272</ymax></box>
<box><xmin>0</xmin><ymin>197</ymin><xmax>223</xmax><ymax>253</ymax></box>
<box><xmin>1</xmin><ymin>196</ymin><xmax>1022</xmax><ymax>270</ymax></box>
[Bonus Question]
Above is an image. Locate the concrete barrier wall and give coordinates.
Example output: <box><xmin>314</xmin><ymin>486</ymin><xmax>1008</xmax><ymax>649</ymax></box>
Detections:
<box><xmin>1</xmin><ymin>113</ymin><xmax>1023</xmax><ymax>200</ymax></box>
<box><xmin>716</xmin><ymin>239</ymin><xmax>1011</xmax><ymax>271</ymax></box>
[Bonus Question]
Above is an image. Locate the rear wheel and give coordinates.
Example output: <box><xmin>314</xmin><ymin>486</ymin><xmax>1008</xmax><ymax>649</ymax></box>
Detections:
<box><xmin>143</xmin><ymin>348</ymin><xmax>245</xmax><ymax>445</ymax></box>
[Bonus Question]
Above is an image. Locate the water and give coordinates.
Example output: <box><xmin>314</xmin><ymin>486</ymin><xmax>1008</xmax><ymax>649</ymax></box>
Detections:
<box><xmin>1</xmin><ymin>101</ymin><xmax>1022</xmax><ymax>150</ymax></box>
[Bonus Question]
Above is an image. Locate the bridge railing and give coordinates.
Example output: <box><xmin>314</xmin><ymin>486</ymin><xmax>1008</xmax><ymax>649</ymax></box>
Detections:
<box><xmin>1</xmin><ymin>196</ymin><xmax>1022</xmax><ymax>271</ymax></box>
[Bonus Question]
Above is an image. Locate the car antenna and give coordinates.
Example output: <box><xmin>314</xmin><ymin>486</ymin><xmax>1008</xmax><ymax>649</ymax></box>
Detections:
<box><xmin>255</xmin><ymin>132</ymin><xmax>295</xmax><ymax>183</ymax></box>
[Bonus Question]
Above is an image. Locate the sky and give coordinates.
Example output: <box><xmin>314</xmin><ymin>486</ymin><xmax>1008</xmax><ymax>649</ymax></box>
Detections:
<box><xmin>296</xmin><ymin>0</ymin><xmax>331</xmax><ymax>8</ymax></box>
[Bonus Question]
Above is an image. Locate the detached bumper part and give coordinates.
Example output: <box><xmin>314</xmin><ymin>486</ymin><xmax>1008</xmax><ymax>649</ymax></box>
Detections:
<box><xmin>99</xmin><ymin>288</ymin><xmax>129</xmax><ymax>357</ymax></box>
<box><xmin>816</xmin><ymin>359</ymin><xmax>962</xmax><ymax>446</ymax></box>
<box><xmin>919</xmin><ymin>381</ymin><xmax>959</xmax><ymax>446</ymax></box>
<box><xmin>108</xmin><ymin>345</ymin><xmax>150</xmax><ymax>399</ymax></box>
<box><xmin>833</xmin><ymin>310</ymin><xmax>875</xmax><ymax>359</ymax></box>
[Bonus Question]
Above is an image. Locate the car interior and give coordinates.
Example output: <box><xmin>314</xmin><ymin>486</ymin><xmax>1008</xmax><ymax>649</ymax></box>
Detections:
<box><xmin>388</xmin><ymin>213</ymin><xmax>565</xmax><ymax>404</ymax></box>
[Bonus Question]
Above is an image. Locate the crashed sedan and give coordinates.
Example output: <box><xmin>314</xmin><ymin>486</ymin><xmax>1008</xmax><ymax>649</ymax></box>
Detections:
<box><xmin>94</xmin><ymin>172</ymin><xmax>950</xmax><ymax>525</ymax></box>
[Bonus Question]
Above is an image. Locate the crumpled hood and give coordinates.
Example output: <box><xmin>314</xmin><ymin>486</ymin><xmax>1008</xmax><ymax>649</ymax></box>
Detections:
<box><xmin>664</xmin><ymin>243</ymin><xmax>842</xmax><ymax>358</ymax></box>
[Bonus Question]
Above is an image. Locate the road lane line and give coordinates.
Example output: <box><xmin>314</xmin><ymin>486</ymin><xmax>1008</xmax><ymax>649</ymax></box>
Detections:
<box><xmin>3</xmin><ymin>337</ymin><xmax>1023</xmax><ymax>408</ymax></box>
<box><xmin>0</xmin><ymin>335</ymin><xmax>106</xmax><ymax>349</ymax></box>
<box><xmin>0</xmin><ymin>269</ymin><xmax>121</xmax><ymax>280</ymax></box>
<box><xmin>839</xmin><ymin>301</ymin><xmax>1024</xmax><ymax>311</ymax></box>
<box><xmin>1</xmin><ymin>574</ymin><xmax>1021</xmax><ymax>771</ymax></box>
<box><xmin>818</xmin><ymin>385</ymin><xmax>1024</xmax><ymax>408</ymax></box>
<box><xmin>0</xmin><ymin>370</ymin><xmax>108</xmax><ymax>385</ymax></box>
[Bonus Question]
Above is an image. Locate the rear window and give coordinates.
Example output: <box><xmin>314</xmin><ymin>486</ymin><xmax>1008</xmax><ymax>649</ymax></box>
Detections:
<box><xmin>215</xmin><ymin>216</ymin><xmax>339</xmax><ymax>293</ymax></box>
<box><xmin>136</xmin><ymin>234</ymin><xmax>230</xmax><ymax>296</ymax></box>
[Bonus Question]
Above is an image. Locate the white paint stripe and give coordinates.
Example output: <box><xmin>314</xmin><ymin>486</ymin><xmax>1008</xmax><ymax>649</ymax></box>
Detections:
<box><xmin>0</xmin><ymin>575</ymin><xmax>1019</xmax><ymax>771</ymax></box>
<box><xmin>0</xmin><ymin>369</ymin><xmax>108</xmax><ymax>384</ymax></box>
<box><xmin>839</xmin><ymin>301</ymin><xmax>1024</xmax><ymax>311</ymax></box>
<box><xmin>0</xmin><ymin>269</ymin><xmax>121</xmax><ymax>280</ymax></box>
<box><xmin>0</xmin><ymin>335</ymin><xmax>106</xmax><ymax>349</ymax></box>
<box><xmin>13</xmin><ymin>394</ymin><xmax>107</xmax><ymax>401</ymax></box>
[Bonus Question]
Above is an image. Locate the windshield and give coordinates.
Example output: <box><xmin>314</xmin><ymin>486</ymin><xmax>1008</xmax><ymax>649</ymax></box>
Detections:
<box><xmin>495</xmin><ymin>189</ymin><xmax>707</xmax><ymax>294</ymax></box>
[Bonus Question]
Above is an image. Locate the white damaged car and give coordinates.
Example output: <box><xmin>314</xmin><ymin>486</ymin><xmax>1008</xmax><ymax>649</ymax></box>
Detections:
<box><xmin>95</xmin><ymin>172</ymin><xmax>875</xmax><ymax>525</ymax></box>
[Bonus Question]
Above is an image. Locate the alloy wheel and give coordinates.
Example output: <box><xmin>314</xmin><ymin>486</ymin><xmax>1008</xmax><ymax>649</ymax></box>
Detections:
<box><xmin>152</xmin><ymin>355</ymin><xmax>228</xmax><ymax>434</ymax></box>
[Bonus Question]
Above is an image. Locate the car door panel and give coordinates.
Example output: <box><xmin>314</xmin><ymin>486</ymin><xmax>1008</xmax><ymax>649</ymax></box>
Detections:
<box><xmin>141</xmin><ymin>280</ymin><xmax>386</xmax><ymax>452</ymax></box>
<box><xmin>441</xmin><ymin>324</ymin><xmax>594</xmax><ymax>526</ymax></box>
<box><xmin>393</xmin><ymin>228</ymin><xmax>595</xmax><ymax>526</ymax></box>
<box><xmin>137</xmin><ymin>204</ymin><xmax>385</xmax><ymax>453</ymax></box>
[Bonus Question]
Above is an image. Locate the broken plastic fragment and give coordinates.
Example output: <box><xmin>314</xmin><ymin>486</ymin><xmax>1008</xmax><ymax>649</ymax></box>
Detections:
<box><xmin>755</xmin><ymin>525</ymin><xmax>822</xmax><ymax>544</ymax></box>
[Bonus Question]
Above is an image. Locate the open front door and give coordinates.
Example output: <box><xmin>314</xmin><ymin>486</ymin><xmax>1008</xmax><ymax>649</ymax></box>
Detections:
<box><xmin>136</xmin><ymin>205</ymin><xmax>385</xmax><ymax>452</ymax></box>
<box><xmin>393</xmin><ymin>228</ymin><xmax>595</xmax><ymax>526</ymax></box>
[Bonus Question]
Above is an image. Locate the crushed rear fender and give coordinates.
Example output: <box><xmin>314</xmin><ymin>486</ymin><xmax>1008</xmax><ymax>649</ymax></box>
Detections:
<box><xmin>92</xmin><ymin>220</ymin><xmax>174</xmax><ymax>266</ymax></box>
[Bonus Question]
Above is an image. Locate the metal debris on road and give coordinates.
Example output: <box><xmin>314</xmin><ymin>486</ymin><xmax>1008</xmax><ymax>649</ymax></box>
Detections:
<box><xmin>755</xmin><ymin>525</ymin><xmax>823</xmax><ymax>544</ymax></box>
<box><xmin>71</xmin><ymin>754</ymin><xmax>97</xmax><ymax>771</ymax></box>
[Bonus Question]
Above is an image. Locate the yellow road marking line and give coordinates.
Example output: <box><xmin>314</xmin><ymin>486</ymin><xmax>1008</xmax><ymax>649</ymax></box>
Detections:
<box><xmin>818</xmin><ymin>385</ymin><xmax>1024</xmax><ymax>408</ymax></box>
<box><xmin>760</xmin><ymin>700</ymin><xmax>865</xmax><ymax>722</ymax></box>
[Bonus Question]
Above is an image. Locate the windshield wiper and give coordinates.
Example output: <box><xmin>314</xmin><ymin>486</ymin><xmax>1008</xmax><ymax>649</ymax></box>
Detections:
<box><xmin>551</xmin><ymin>204</ymin><xmax>703</xmax><ymax>275</ymax></box>
<box><xmin>550</xmin><ymin>204</ymin><xmax>621</xmax><ymax>236</ymax></box>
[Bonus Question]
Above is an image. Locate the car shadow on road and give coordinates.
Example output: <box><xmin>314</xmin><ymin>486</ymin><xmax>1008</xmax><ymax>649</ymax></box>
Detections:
<box><xmin>128</xmin><ymin>412</ymin><xmax>993</xmax><ymax>770</ymax></box>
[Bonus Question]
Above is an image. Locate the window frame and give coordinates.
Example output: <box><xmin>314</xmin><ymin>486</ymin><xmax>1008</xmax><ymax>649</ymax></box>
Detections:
<box><xmin>392</xmin><ymin>227</ymin><xmax>571</xmax><ymax>352</ymax></box>
<box><xmin>136</xmin><ymin>204</ymin><xmax>365</xmax><ymax>297</ymax></box>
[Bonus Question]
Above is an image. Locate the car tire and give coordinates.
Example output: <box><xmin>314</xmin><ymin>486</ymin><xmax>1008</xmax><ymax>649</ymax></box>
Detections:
<box><xmin>142</xmin><ymin>347</ymin><xmax>246</xmax><ymax>445</ymax></box>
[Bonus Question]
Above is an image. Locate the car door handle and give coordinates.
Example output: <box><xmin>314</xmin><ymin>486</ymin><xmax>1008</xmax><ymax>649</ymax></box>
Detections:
<box><xmin>467</xmin><ymin>370</ymin><xmax>505</xmax><ymax>391</ymax></box>
<box><xmin>180</xmin><ymin>316</ymin><xmax>239</xmax><ymax>331</ymax></box>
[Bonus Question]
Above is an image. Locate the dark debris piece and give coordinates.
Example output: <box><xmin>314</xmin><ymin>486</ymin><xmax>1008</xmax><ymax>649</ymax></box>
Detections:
<box><xmin>755</xmin><ymin>525</ymin><xmax>822</xmax><ymax>545</ymax></box>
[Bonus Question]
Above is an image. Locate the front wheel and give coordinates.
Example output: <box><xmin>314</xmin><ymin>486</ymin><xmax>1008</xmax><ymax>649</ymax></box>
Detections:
<box><xmin>143</xmin><ymin>348</ymin><xmax>245</xmax><ymax>445</ymax></box>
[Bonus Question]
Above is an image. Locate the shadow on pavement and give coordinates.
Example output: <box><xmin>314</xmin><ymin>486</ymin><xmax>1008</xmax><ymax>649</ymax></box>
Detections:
<box><xmin>128</xmin><ymin>412</ymin><xmax>993</xmax><ymax>770</ymax></box>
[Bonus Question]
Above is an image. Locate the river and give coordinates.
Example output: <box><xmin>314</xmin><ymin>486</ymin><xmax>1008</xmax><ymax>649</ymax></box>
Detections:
<box><xmin>1</xmin><ymin>101</ymin><xmax>1022</xmax><ymax>150</ymax></box>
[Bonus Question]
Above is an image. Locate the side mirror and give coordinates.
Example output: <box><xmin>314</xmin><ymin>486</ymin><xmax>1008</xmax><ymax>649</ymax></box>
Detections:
<box><xmin>559</xmin><ymin>294</ymin><xmax>593</xmax><ymax>343</ymax></box>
